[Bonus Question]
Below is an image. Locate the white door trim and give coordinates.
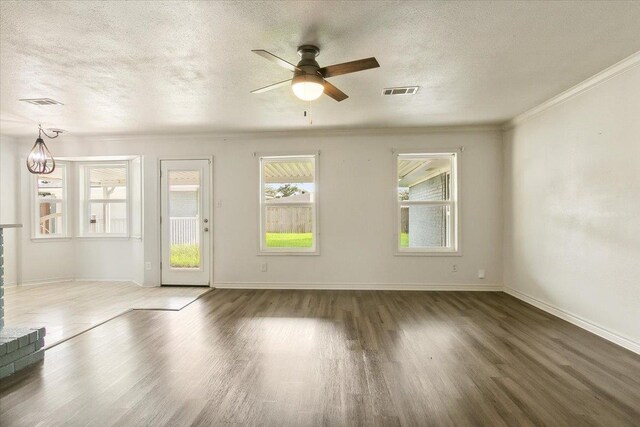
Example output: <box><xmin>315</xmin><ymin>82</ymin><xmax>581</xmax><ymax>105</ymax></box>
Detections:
<box><xmin>159</xmin><ymin>157</ymin><xmax>213</xmax><ymax>286</ymax></box>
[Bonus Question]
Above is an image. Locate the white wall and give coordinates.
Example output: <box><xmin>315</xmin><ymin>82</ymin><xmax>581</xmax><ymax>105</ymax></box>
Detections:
<box><xmin>503</xmin><ymin>62</ymin><xmax>640</xmax><ymax>350</ymax></box>
<box><xmin>0</xmin><ymin>136</ymin><xmax>20</xmax><ymax>285</ymax></box>
<box><xmin>17</xmin><ymin>163</ymin><xmax>75</xmax><ymax>284</ymax></box>
<box><xmin>73</xmin><ymin>240</ymin><xmax>144</xmax><ymax>283</ymax></box>
<box><xmin>12</xmin><ymin>127</ymin><xmax>503</xmax><ymax>288</ymax></box>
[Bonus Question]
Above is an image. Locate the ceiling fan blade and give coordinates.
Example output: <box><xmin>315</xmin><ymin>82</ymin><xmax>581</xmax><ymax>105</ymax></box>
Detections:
<box><xmin>252</xmin><ymin>50</ymin><xmax>301</xmax><ymax>72</ymax></box>
<box><xmin>251</xmin><ymin>78</ymin><xmax>292</xmax><ymax>94</ymax></box>
<box><xmin>323</xmin><ymin>80</ymin><xmax>348</xmax><ymax>102</ymax></box>
<box><xmin>319</xmin><ymin>57</ymin><xmax>380</xmax><ymax>78</ymax></box>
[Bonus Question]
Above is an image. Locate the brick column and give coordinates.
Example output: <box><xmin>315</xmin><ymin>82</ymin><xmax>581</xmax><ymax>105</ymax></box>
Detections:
<box><xmin>0</xmin><ymin>224</ymin><xmax>48</xmax><ymax>379</ymax></box>
<box><xmin>0</xmin><ymin>224</ymin><xmax>22</xmax><ymax>328</ymax></box>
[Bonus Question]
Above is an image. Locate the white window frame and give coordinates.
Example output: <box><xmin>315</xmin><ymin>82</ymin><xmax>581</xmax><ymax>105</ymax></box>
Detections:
<box><xmin>394</xmin><ymin>150</ymin><xmax>460</xmax><ymax>256</ymax></box>
<box><xmin>79</xmin><ymin>161</ymin><xmax>130</xmax><ymax>238</ymax></box>
<box><xmin>258</xmin><ymin>153</ymin><xmax>319</xmax><ymax>255</ymax></box>
<box><xmin>32</xmin><ymin>162</ymin><xmax>69</xmax><ymax>239</ymax></box>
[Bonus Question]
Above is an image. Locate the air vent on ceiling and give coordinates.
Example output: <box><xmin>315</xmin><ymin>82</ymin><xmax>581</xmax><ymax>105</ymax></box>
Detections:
<box><xmin>19</xmin><ymin>98</ymin><xmax>64</xmax><ymax>106</ymax></box>
<box><xmin>382</xmin><ymin>86</ymin><xmax>419</xmax><ymax>96</ymax></box>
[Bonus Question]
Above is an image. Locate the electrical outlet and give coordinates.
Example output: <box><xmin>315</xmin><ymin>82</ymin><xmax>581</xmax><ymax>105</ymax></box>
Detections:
<box><xmin>452</xmin><ymin>264</ymin><xmax>458</xmax><ymax>273</ymax></box>
<box><xmin>145</xmin><ymin>262</ymin><xmax>152</xmax><ymax>271</ymax></box>
<box><xmin>260</xmin><ymin>262</ymin><xmax>268</xmax><ymax>272</ymax></box>
<box><xmin>217</xmin><ymin>200</ymin><xmax>223</xmax><ymax>208</ymax></box>
<box><xmin>478</xmin><ymin>269</ymin><xmax>485</xmax><ymax>279</ymax></box>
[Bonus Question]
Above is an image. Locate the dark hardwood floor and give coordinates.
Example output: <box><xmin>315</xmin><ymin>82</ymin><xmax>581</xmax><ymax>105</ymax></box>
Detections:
<box><xmin>1</xmin><ymin>290</ymin><xmax>639</xmax><ymax>426</ymax></box>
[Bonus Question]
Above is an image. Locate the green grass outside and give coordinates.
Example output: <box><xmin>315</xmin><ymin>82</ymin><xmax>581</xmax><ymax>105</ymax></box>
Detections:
<box><xmin>170</xmin><ymin>244</ymin><xmax>200</xmax><ymax>268</ymax></box>
<box><xmin>172</xmin><ymin>233</ymin><xmax>405</xmax><ymax>262</ymax></box>
<box><xmin>266</xmin><ymin>232</ymin><xmax>312</xmax><ymax>248</ymax></box>
<box><xmin>264</xmin><ymin>233</ymin><xmax>406</xmax><ymax>248</ymax></box>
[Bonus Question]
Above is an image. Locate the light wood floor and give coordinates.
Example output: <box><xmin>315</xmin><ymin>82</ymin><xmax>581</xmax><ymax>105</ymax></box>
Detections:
<box><xmin>1</xmin><ymin>289</ymin><xmax>639</xmax><ymax>426</ymax></box>
<box><xmin>3</xmin><ymin>281</ymin><xmax>211</xmax><ymax>347</ymax></box>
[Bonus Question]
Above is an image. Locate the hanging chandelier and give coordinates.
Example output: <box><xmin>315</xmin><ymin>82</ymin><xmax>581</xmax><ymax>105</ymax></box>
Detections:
<box><xmin>26</xmin><ymin>125</ymin><xmax>61</xmax><ymax>175</ymax></box>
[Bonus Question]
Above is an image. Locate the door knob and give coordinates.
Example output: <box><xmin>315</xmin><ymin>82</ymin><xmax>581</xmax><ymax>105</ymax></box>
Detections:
<box><xmin>204</xmin><ymin>219</ymin><xmax>209</xmax><ymax>223</ymax></box>
<box><xmin>204</xmin><ymin>227</ymin><xmax>209</xmax><ymax>232</ymax></box>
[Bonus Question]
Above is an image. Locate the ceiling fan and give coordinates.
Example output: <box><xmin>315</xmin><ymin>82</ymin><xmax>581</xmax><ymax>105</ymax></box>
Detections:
<box><xmin>250</xmin><ymin>45</ymin><xmax>380</xmax><ymax>102</ymax></box>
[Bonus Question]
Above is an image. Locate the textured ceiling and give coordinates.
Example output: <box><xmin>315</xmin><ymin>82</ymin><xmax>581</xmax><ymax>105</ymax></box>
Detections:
<box><xmin>1</xmin><ymin>1</ymin><xmax>640</xmax><ymax>136</ymax></box>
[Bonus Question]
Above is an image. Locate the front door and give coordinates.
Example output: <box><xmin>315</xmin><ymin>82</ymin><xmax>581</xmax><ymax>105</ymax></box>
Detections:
<box><xmin>160</xmin><ymin>159</ymin><xmax>211</xmax><ymax>286</ymax></box>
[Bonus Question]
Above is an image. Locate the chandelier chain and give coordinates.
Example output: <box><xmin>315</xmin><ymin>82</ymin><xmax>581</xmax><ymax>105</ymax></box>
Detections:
<box><xmin>38</xmin><ymin>124</ymin><xmax>61</xmax><ymax>139</ymax></box>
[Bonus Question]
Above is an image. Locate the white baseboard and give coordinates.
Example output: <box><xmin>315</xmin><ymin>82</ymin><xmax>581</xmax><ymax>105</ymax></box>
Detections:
<box><xmin>138</xmin><ymin>282</ymin><xmax>160</xmax><ymax>288</ymax></box>
<box><xmin>214</xmin><ymin>282</ymin><xmax>502</xmax><ymax>291</ymax></box>
<box><xmin>504</xmin><ymin>287</ymin><xmax>640</xmax><ymax>355</ymax></box>
<box><xmin>5</xmin><ymin>278</ymin><xmax>144</xmax><ymax>287</ymax></box>
<box><xmin>4</xmin><ymin>277</ymin><xmax>74</xmax><ymax>287</ymax></box>
<box><xmin>73</xmin><ymin>279</ymin><xmax>157</xmax><ymax>288</ymax></box>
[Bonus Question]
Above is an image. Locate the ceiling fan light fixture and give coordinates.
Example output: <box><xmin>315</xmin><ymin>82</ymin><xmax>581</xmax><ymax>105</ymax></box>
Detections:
<box><xmin>251</xmin><ymin>46</ymin><xmax>378</xmax><ymax>102</ymax></box>
<box><xmin>291</xmin><ymin>74</ymin><xmax>324</xmax><ymax>101</ymax></box>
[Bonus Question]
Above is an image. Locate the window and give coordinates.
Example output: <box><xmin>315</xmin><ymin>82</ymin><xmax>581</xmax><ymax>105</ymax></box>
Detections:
<box><xmin>396</xmin><ymin>152</ymin><xmax>458</xmax><ymax>253</ymax></box>
<box><xmin>259</xmin><ymin>154</ymin><xmax>317</xmax><ymax>253</ymax></box>
<box><xmin>80</xmin><ymin>163</ymin><xmax>129</xmax><ymax>236</ymax></box>
<box><xmin>33</xmin><ymin>163</ymin><xmax>67</xmax><ymax>238</ymax></box>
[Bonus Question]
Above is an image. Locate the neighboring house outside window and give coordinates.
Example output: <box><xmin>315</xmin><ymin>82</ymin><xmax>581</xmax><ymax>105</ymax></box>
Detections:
<box><xmin>407</xmin><ymin>172</ymin><xmax>451</xmax><ymax>247</ymax></box>
<box><xmin>397</xmin><ymin>151</ymin><xmax>458</xmax><ymax>254</ymax></box>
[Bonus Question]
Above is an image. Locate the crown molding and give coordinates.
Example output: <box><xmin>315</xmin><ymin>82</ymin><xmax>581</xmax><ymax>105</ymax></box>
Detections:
<box><xmin>7</xmin><ymin>123</ymin><xmax>502</xmax><ymax>144</ymax></box>
<box><xmin>90</xmin><ymin>124</ymin><xmax>504</xmax><ymax>143</ymax></box>
<box><xmin>503</xmin><ymin>50</ymin><xmax>640</xmax><ymax>130</ymax></box>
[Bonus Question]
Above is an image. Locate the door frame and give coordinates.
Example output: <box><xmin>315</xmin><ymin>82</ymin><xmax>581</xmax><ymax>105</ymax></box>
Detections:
<box><xmin>158</xmin><ymin>156</ymin><xmax>214</xmax><ymax>287</ymax></box>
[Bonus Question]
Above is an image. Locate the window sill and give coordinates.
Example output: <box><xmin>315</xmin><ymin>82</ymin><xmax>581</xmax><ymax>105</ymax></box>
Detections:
<box><xmin>30</xmin><ymin>236</ymin><xmax>136</xmax><ymax>242</ymax></box>
<box><xmin>76</xmin><ymin>236</ymin><xmax>131</xmax><ymax>241</ymax></box>
<box><xmin>30</xmin><ymin>237</ymin><xmax>72</xmax><ymax>242</ymax></box>
<box><xmin>395</xmin><ymin>250</ymin><xmax>462</xmax><ymax>257</ymax></box>
<box><xmin>258</xmin><ymin>251</ymin><xmax>320</xmax><ymax>256</ymax></box>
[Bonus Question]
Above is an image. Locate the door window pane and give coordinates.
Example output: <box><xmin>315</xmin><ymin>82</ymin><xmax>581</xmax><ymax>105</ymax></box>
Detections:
<box><xmin>169</xmin><ymin>170</ymin><xmax>201</xmax><ymax>268</ymax></box>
